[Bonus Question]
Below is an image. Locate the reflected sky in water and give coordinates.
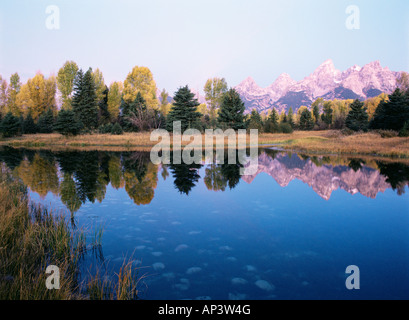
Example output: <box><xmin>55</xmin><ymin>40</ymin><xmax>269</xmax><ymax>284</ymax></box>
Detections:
<box><xmin>1</xmin><ymin>147</ymin><xmax>409</xmax><ymax>300</ymax></box>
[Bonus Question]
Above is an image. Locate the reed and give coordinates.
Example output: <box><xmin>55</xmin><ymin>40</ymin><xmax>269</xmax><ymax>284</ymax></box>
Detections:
<box><xmin>0</xmin><ymin>168</ymin><xmax>145</xmax><ymax>300</ymax></box>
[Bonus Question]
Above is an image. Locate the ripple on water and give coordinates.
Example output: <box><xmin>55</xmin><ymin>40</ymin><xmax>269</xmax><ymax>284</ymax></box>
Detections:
<box><xmin>175</xmin><ymin>244</ymin><xmax>188</xmax><ymax>252</ymax></box>
<box><xmin>231</xmin><ymin>278</ymin><xmax>247</xmax><ymax>285</ymax></box>
<box><xmin>255</xmin><ymin>280</ymin><xmax>275</xmax><ymax>291</ymax></box>
<box><xmin>186</xmin><ymin>267</ymin><xmax>202</xmax><ymax>275</ymax></box>
<box><xmin>152</xmin><ymin>262</ymin><xmax>165</xmax><ymax>271</ymax></box>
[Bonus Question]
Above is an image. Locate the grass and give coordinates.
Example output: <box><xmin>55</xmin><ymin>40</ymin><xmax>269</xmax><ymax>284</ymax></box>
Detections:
<box><xmin>0</xmin><ymin>130</ymin><xmax>408</xmax><ymax>159</ymax></box>
<box><xmin>265</xmin><ymin>130</ymin><xmax>409</xmax><ymax>159</ymax></box>
<box><xmin>0</xmin><ymin>168</ymin><xmax>147</xmax><ymax>300</ymax></box>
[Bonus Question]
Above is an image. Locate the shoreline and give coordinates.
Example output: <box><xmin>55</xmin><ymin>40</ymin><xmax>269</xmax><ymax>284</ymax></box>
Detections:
<box><xmin>0</xmin><ymin>130</ymin><xmax>408</xmax><ymax>161</ymax></box>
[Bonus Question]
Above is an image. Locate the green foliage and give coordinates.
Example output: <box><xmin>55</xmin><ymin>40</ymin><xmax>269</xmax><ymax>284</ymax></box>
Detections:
<box><xmin>264</xmin><ymin>108</ymin><xmax>279</xmax><ymax>133</ymax></box>
<box><xmin>72</xmin><ymin>68</ymin><xmax>99</xmax><ymax>130</ymax></box>
<box><xmin>0</xmin><ymin>112</ymin><xmax>21</xmax><ymax>137</ymax></box>
<box><xmin>299</xmin><ymin>109</ymin><xmax>314</xmax><ymax>130</ymax></box>
<box><xmin>370</xmin><ymin>89</ymin><xmax>409</xmax><ymax>132</ymax></box>
<box><xmin>22</xmin><ymin>113</ymin><xmax>37</xmax><ymax>134</ymax></box>
<box><xmin>111</xmin><ymin>123</ymin><xmax>123</xmax><ymax>135</ymax></box>
<box><xmin>217</xmin><ymin>88</ymin><xmax>246</xmax><ymax>130</ymax></box>
<box><xmin>287</xmin><ymin>107</ymin><xmax>295</xmax><ymax>128</ymax></box>
<box><xmin>312</xmin><ymin>98</ymin><xmax>323</xmax><ymax>123</ymax></box>
<box><xmin>166</xmin><ymin>86</ymin><xmax>202</xmax><ymax>132</ymax></box>
<box><xmin>204</xmin><ymin>78</ymin><xmax>228</xmax><ymax>125</ymax></box>
<box><xmin>99</xmin><ymin>123</ymin><xmax>113</xmax><ymax>134</ymax></box>
<box><xmin>57</xmin><ymin>61</ymin><xmax>79</xmax><ymax>110</ymax></box>
<box><xmin>247</xmin><ymin>109</ymin><xmax>263</xmax><ymax>132</ymax></box>
<box><xmin>120</xmin><ymin>92</ymin><xmax>150</xmax><ymax>132</ymax></box>
<box><xmin>98</xmin><ymin>86</ymin><xmax>110</xmax><ymax>126</ymax></box>
<box><xmin>278</xmin><ymin>122</ymin><xmax>293</xmax><ymax>134</ymax></box>
<box><xmin>345</xmin><ymin>99</ymin><xmax>369</xmax><ymax>132</ymax></box>
<box><xmin>54</xmin><ymin>109</ymin><xmax>83</xmax><ymax>136</ymax></box>
<box><xmin>399</xmin><ymin>121</ymin><xmax>409</xmax><ymax>137</ymax></box>
<box><xmin>37</xmin><ymin>109</ymin><xmax>54</xmax><ymax>133</ymax></box>
<box><xmin>321</xmin><ymin>101</ymin><xmax>333</xmax><ymax>126</ymax></box>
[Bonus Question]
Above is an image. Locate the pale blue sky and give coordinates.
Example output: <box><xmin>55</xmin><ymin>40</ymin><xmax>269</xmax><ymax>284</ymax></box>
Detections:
<box><xmin>0</xmin><ymin>0</ymin><xmax>408</xmax><ymax>94</ymax></box>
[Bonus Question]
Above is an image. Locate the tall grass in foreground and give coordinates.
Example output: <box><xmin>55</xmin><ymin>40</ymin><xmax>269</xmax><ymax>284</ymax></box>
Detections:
<box><xmin>0</xmin><ymin>167</ymin><xmax>146</xmax><ymax>300</ymax></box>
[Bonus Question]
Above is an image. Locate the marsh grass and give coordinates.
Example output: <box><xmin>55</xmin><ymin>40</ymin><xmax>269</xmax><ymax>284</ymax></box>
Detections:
<box><xmin>259</xmin><ymin>131</ymin><xmax>409</xmax><ymax>159</ymax></box>
<box><xmin>0</xmin><ymin>168</ymin><xmax>146</xmax><ymax>300</ymax></box>
<box><xmin>1</xmin><ymin>130</ymin><xmax>408</xmax><ymax>159</ymax></box>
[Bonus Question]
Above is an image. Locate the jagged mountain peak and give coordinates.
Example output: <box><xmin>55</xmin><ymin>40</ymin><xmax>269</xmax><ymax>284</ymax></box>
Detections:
<box><xmin>235</xmin><ymin>59</ymin><xmax>401</xmax><ymax>114</ymax></box>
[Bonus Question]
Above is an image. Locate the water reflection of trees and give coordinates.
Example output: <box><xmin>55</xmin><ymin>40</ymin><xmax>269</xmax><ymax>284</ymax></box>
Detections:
<box><xmin>204</xmin><ymin>151</ymin><xmax>245</xmax><ymax>192</ymax></box>
<box><xmin>0</xmin><ymin>148</ymin><xmax>158</xmax><ymax>214</ymax></box>
<box><xmin>376</xmin><ymin>161</ymin><xmax>409</xmax><ymax>195</ymax></box>
<box><xmin>0</xmin><ymin>147</ymin><xmax>408</xmax><ymax>214</ymax></box>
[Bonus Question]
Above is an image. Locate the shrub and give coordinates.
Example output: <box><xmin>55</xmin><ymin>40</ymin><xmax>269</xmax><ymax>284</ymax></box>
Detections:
<box><xmin>0</xmin><ymin>112</ymin><xmax>21</xmax><ymax>138</ymax></box>
<box><xmin>22</xmin><ymin>114</ymin><xmax>38</xmax><ymax>134</ymax></box>
<box><xmin>399</xmin><ymin>121</ymin><xmax>409</xmax><ymax>137</ymax></box>
<box><xmin>37</xmin><ymin>109</ymin><xmax>54</xmax><ymax>133</ymax></box>
<box><xmin>98</xmin><ymin>123</ymin><xmax>113</xmax><ymax>134</ymax></box>
<box><xmin>278</xmin><ymin>122</ymin><xmax>293</xmax><ymax>134</ymax></box>
<box><xmin>111</xmin><ymin>123</ymin><xmax>123</xmax><ymax>135</ymax></box>
<box><xmin>341</xmin><ymin>128</ymin><xmax>355</xmax><ymax>136</ymax></box>
<box><xmin>376</xmin><ymin>129</ymin><xmax>399</xmax><ymax>138</ymax></box>
<box><xmin>54</xmin><ymin>109</ymin><xmax>83</xmax><ymax>136</ymax></box>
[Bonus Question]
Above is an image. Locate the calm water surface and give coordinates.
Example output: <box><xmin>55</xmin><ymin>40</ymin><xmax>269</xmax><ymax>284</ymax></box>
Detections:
<box><xmin>1</xmin><ymin>147</ymin><xmax>409</xmax><ymax>300</ymax></box>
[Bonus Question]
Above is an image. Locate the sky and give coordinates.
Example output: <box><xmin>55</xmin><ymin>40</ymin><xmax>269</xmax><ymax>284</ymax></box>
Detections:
<box><xmin>0</xmin><ymin>0</ymin><xmax>408</xmax><ymax>95</ymax></box>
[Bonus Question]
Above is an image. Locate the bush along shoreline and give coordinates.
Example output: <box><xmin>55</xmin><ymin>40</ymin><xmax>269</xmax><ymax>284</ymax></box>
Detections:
<box><xmin>0</xmin><ymin>168</ymin><xmax>147</xmax><ymax>300</ymax></box>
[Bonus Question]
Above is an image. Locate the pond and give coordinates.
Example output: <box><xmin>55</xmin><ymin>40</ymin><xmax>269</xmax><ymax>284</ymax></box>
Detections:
<box><xmin>1</xmin><ymin>146</ymin><xmax>409</xmax><ymax>300</ymax></box>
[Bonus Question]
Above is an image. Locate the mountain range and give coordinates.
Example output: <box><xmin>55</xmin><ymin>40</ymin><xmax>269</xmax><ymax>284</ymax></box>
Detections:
<box><xmin>242</xmin><ymin>152</ymin><xmax>391</xmax><ymax>200</ymax></box>
<box><xmin>234</xmin><ymin>60</ymin><xmax>402</xmax><ymax>114</ymax></box>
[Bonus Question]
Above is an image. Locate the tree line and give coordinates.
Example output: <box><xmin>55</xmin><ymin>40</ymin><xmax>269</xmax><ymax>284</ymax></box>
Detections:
<box><xmin>0</xmin><ymin>62</ymin><xmax>408</xmax><ymax>137</ymax></box>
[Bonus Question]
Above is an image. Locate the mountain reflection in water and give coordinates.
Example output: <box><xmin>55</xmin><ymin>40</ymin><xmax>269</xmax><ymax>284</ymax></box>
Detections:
<box><xmin>0</xmin><ymin>147</ymin><xmax>408</xmax><ymax>214</ymax></box>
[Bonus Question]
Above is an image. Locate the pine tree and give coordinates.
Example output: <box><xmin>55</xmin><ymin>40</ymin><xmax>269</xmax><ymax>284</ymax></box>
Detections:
<box><xmin>120</xmin><ymin>92</ymin><xmax>147</xmax><ymax>132</ymax></box>
<box><xmin>299</xmin><ymin>109</ymin><xmax>314</xmax><ymax>130</ymax></box>
<box><xmin>72</xmin><ymin>68</ymin><xmax>98</xmax><ymax>130</ymax></box>
<box><xmin>37</xmin><ymin>109</ymin><xmax>54</xmax><ymax>133</ymax></box>
<box><xmin>345</xmin><ymin>99</ymin><xmax>369</xmax><ymax>132</ymax></box>
<box><xmin>166</xmin><ymin>86</ymin><xmax>201</xmax><ymax>132</ymax></box>
<box><xmin>111</xmin><ymin>122</ymin><xmax>123</xmax><ymax>135</ymax></box>
<box><xmin>98</xmin><ymin>86</ymin><xmax>110</xmax><ymax>126</ymax></box>
<box><xmin>312</xmin><ymin>104</ymin><xmax>320</xmax><ymax>124</ymax></box>
<box><xmin>22</xmin><ymin>113</ymin><xmax>37</xmax><ymax>134</ymax></box>
<box><xmin>370</xmin><ymin>89</ymin><xmax>409</xmax><ymax>131</ymax></box>
<box><xmin>321</xmin><ymin>101</ymin><xmax>333</xmax><ymax>126</ymax></box>
<box><xmin>264</xmin><ymin>108</ymin><xmax>279</xmax><ymax>133</ymax></box>
<box><xmin>0</xmin><ymin>112</ymin><xmax>21</xmax><ymax>137</ymax></box>
<box><xmin>270</xmin><ymin>108</ymin><xmax>279</xmax><ymax>125</ymax></box>
<box><xmin>247</xmin><ymin>109</ymin><xmax>263</xmax><ymax>131</ymax></box>
<box><xmin>217</xmin><ymin>88</ymin><xmax>245</xmax><ymax>130</ymax></box>
<box><xmin>54</xmin><ymin>109</ymin><xmax>83</xmax><ymax>136</ymax></box>
<box><xmin>287</xmin><ymin>107</ymin><xmax>295</xmax><ymax>128</ymax></box>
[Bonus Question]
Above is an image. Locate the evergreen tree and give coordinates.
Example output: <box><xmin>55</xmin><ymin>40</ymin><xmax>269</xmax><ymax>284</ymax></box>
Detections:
<box><xmin>345</xmin><ymin>99</ymin><xmax>369</xmax><ymax>132</ymax></box>
<box><xmin>98</xmin><ymin>86</ymin><xmax>110</xmax><ymax>126</ymax></box>
<box><xmin>120</xmin><ymin>92</ymin><xmax>147</xmax><ymax>132</ymax></box>
<box><xmin>111</xmin><ymin>122</ymin><xmax>123</xmax><ymax>135</ymax></box>
<box><xmin>22</xmin><ymin>113</ymin><xmax>37</xmax><ymax>134</ymax></box>
<box><xmin>299</xmin><ymin>109</ymin><xmax>314</xmax><ymax>130</ymax></box>
<box><xmin>217</xmin><ymin>88</ymin><xmax>246</xmax><ymax>130</ymax></box>
<box><xmin>0</xmin><ymin>112</ymin><xmax>20</xmax><ymax>137</ymax></box>
<box><xmin>247</xmin><ymin>109</ymin><xmax>263</xmax><ymax>131</ymax></box>
<box><xmin>37</xmin><ymin>109</ymin><xmax>54</xmax><ymax>133</ymax></box>
<box><xmin>287</xmin><ymin>107</ymin><xmax>295</xmax><ymax>128</ymax></box>
<box><xmin>399</xmin><ymin>120</ymin><xmax>409</xmax><ymax>137</ymax></box>
<box><xmin>370</xmin><ymin>89</ymin><xmax>409</xmax><ymax>131</ymax></box>
<box><xmin>72</xmin><ymin>68</ymin><xmax>98</xmax><ymax>129</ymax></box>
<box><xmin>321</xmin><ymin>101</ymin><xmax>333</xmax><ymax>126</ymax></box>
<box><xmin>54</xmin><ymin>109</ymin><xmax>83</xmax><ymax>136</ymax></box>
<box><xmin>312</xmin><ymin>103</ymin><xmax>320</xmax><ymax>124</ymax></box>
<box><xmin>264</xmin><ymin>108</ymin><xmax>279</xmax><ymax>133</ymax></box>
<box><xmin>166</xmin><ymin>86</ymin><xmax>201</xmax><ymax>132</ymax></box>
